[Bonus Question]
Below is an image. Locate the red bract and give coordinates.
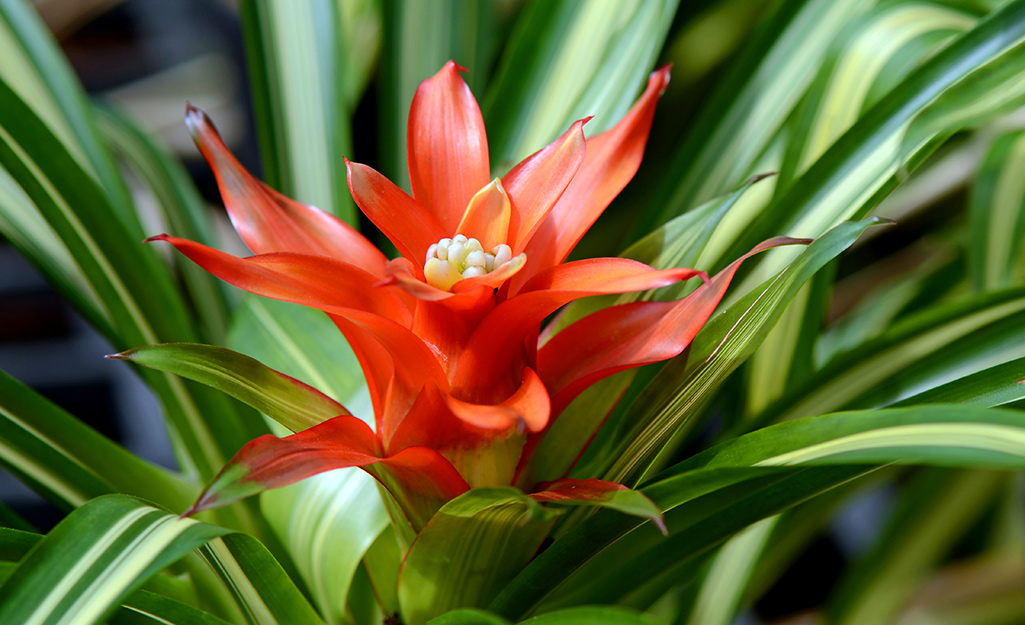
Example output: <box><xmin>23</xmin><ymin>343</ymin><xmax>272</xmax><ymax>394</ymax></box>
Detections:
<box><xmin>156</xmin><ymin>62</ymin><xmax>800</xmax><ymax>531</ymax></box>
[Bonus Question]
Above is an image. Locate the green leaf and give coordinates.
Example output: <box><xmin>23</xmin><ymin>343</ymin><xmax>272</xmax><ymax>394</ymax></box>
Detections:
<box><xmin>426</xmin><ymin>609</ymin><xmax>512</xmax><ymax>625</ymax></box>
<box><xmin>114</xmin><ymin>590</ymin><xmax>236</xmax><ymax>625</ymax></box>
<box><xmin>378</xmin><ymin>0</ymin><xmax>493</xmax><ymax>186</ymax></box>
<box><xmin>0</xmin><ymin>73</ymin><xmax>265</xmax><ymax>481</ymax></box>
<box><xmin>229</xmin><ymin>296</ymin><xmax>371</xmax><ymax>418</ymax></box>
<box><xmin>260</xmin><ymin>469</ymin><xmax>389</xmax><ymax>625</ymax></box>
<box><xmin>484</xmin><ymin>0</ymin><xmax>678</xmax><ymax>170</ymax></box>
<box><xmin>683</xmin><ymin>517</ymin><xmax>777</xmax><ymax>625</ymax></box>
<box><xmin>753</xmin><ymin>287</ymin><xmax>1025</xmax><ymax>427</ymax></box>
<box><xmin>829</xmin><ymin>469</ymin><xmax>1007</xmax><ymax>625</ymax></box>
<box><xmin>112</xmin><ymin>343</ymin><xmax>349</xmax><ymax>434</ymax></box>
<box><xmin>901</xmin><ymin>37</ymin><xmax>1025</xmax><ymax>159</ymax></box>
<box><xmin>494</xmin><ymin>404</ymin><xmax>1025</xmax><ymax>618</ymax></box>
<box><xmin>644</xmin><ymin>0</ymin><xmax>874</xmax><ymax>228</ymax></box>
<box><xmin>0</xmin><ymin>0</ymin><xmax>137</xmax><ymax>229</ymax></box>
<box><xmin>582</xmin><ymin>218</ymin><xmax>885</xmax><ymax>486</ymax></box>
<box><xmin>399</xmin><ymin>488</ymin><xmax>560</xmax><ymax>625</ymax></box>
<box><xmin>969</xmin><ymin>129</ymin><xmax>1025</xmax><ymax>291</ymax></box>
<box><xmin>894</xmin><ymin>356</ymin><xmax>1025</xmax><ymax>407</ymax></box>
<box><xmin>0</xmin><ymin>495</ymin><xmax>230</xmax><ymax>625</ymax></box>
<box><xmin>240</xmin><ymin>0</ymin><xmax>360</xmax><ymax>223</ymax></box>
<box><xmin>722</xmin><ymin>0</ymin><xmax>1025</xmax><ymax>280</ymax></box>
<box><xmin>0</xmin><ymin>370</ymin><xmax>192</xmax><ymax>511</ymax></box>
<box><xmin>199</xmin><ymin>534</ymin><xmax>326</xmax><ymax>625</ymax></box>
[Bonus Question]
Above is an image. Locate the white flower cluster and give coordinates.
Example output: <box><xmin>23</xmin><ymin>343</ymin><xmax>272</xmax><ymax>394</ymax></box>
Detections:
<box><xmin>424</xmin><ymin>234</ymin><xmax>513</xmax><ymax>290</ymax></box>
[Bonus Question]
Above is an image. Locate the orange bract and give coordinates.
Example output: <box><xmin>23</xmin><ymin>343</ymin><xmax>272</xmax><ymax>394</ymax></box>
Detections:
<box><xmin>157</xmin><ymin>62</ymin><xmax>795</xmax><ymax>531</ymax></box>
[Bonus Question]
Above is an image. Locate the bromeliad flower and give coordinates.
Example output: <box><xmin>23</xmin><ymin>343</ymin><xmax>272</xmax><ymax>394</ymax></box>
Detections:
<box><xmin>122</xmin><ymin>62</ymin><xmax>802</xmax><ymax>532</ymax></box>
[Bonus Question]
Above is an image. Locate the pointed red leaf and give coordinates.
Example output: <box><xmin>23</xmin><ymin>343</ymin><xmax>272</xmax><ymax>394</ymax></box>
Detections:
<box><xmin>185</xmin><ymin>415</ymin><xmax>468</xmax><ymax>530</ymax></box>
<box><xmin>502</xmin><ymin>118</ymin><xmax>587</xmax><ymax>254</ymax></box>
<box><xmin>537</xmin><ymin>237</ymin><xmax>810</xmax><ymax>416</ymax></box>
<box><xmin>185</xmin><ymin>105</ymin><xmax>386</xmax><ymax>276</ymax></box>
<box><xmin>407</xmin><ymin>61</ymin><xmax>490</xmax><ymax>233</ymax></box>
<box><xmin>513</xmin><ymin>66</ymin><xmax>671</xmax><ymax>292</ymax></box>
<box><xmin>530</xmin><ymin>478</ymin><xmax>666</xmax><ymax>535</ymax></box>
<box><xmin>451</xmin><ymin>259</ymin><xmax>703</xmax><ymax>398</ymax></box>
<box><xmin>346</xmin><ymin>160</ymin><xmax>447</xmax><ymax>266</ymax></box>
<box><xmin>150</xmin><ymin>235</ymin><xmax>413</xmax><ymax>323</ymax></box>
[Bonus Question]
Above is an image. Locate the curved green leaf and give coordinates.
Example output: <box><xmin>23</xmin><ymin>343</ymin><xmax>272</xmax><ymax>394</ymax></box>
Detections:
<box><xmin>261</xmin><ymin>469</ymin><xmax>389</xmax><ymax>625</ymax></box>
<box><xmin>240</xmin><ymin>0</ymin><xmax>361</xmax><ymax>222</ymax></box>
<box><xmin>111</xmin><ymin>343</ymin><xmax>349</xmax><ymax>434</ymax></box>
<box><xmin>970</xmin><ymin>129</ymin><xmax>1025</xmax><ymax>291</ymax></box>
<box><xmin>399</xmin><ymin>488</ymin><xmax>560</xmax><ymax>625</ymax></box>
<box><xmin>0</xmin><ymin>0</ymin><xmax>137</xmax><ymax>228</ymax></box>
<box><xmin>0</xmin><ymin>495</ymin><xmax>230</xmax><ymax>625</ymax></box>
<box><xmin>493</xmin><ymin>404</ymin><xmax>1025</xmax><ymax>618</ymax></box>
<box><xmin>484</xmin><ymin>0</ymin><xmax>678</xmax><ymax>169</ymax></box>
<box><xmin>0</xmin><ymin>370</ymin><xmax>192</xmax><ymax>512</ymax></box>
<box><xmin>644</xmin><ymin>0</ymin><xmax>874</xmax><ymax>227</ymax></box>
<box><xmin>582</xmin><ymin>218</ymin><xmax>885</xmax><ymax>486</ymax></box>
<box><xmin>753</xmin><ymin>287</ymin><xmax>1025</xmax><ymax>427</ymax></box>
<box><xmin>200</xmin><ymin>534</ymin><xmax>326</xmax><ymax>625</ymax></box>
<box><xmin>723</xmin><ymin>0</ymin><xmax>1025</xmax><ymax>280</ymax></box>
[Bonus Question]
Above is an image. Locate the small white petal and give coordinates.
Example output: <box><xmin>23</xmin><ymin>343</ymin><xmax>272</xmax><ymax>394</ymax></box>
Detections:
<box><xmin>484</xmin><ymin>253</ymin><xmax>495</xmax><ymax>272</ymax></box>
<box><xmin>424</xmin><ymin>258</ymin><xmax>463</xmax><ymax>291</ymax></box>
<box><xmin>448</xmin><ymin>241</ymin><xmax>469</xmax><ymax>267</ymax></box>
<box><xmin>465</xmin><ymin>250</ymin><xmax>486</xmax><ymax>268</ymax></box>
<box><xmin>437</xmin><ymin>238</ymin><xmax>451</xmax><ymax>260</ymax></box>
<box><xmin>493</xmin><ymin>244</ymin><xmax>512</xmax><ymax>267</ymax></box>
<box><xmin>461</xmin><ymin>266</ymin><xmax>486</xmax><ymax>279</ymax></box>
<box><xmin>466</xmin><ymin>237</ymin><xmax>483</xmax><ymax>253</ymax></box>
<box><xmin>453</xmin><ymin>234</ymin><xmax>468</xmax><ymax>244</ymax></box>
<box><xmin>426</xmin><ymin>243</ymin><xmax>438</xmax><ymax>263</ymax></box>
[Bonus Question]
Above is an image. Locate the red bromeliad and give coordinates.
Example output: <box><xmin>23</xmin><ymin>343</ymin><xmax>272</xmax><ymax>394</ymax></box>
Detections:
<box><xmin>146</xmin><ymin>62</ymin><xmax>800</xmax><ymax>533</ymax></box>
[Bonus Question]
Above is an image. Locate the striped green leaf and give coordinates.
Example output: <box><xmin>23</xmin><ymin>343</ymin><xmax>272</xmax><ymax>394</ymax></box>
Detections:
<box><xmin>0</xmin><ymin>73</ymin><xmax>265</xmax><ymax>482</ymax></box>
<box><xmin>0</xmin><ymin>370</ymin><xmax>192</xmax><ymax>512</ymax></box>
<box><xmin>399</xmin><ymin>488</ymin><xmax>560</xmax><ymax>625</ymax></box>
<box><xmin>483</xmin><ymin>0</ymin><xmax>678</xmax><ymax>170</ymax></box>
<box><xmin>894</xmin><ymin>356</ymin><xmax>1025</xmax><ymax>407</ymax></box>
<box><xmin>260</xmin><ymin>470</ymin><xmax>389</xmax><ymax>625</ymax></box>
<box><xmin>970</xmin><ymin>129</ymin><xmax>1025</xmax><ymax>291</ymax></box>
<box><xmin>494</xmin><ymin>405</ymin><xmax>1025</xmax><ymax>618</ymax></box>
<box><xmin>378</xmin><ymin>0</ymin><xmax>493</xmax><ymax>187</ymax></box>
<box><xmin>723</xmin><ymin>0</ymin><xmax>1025</xmax><ymax>282</ymax></box>
<box><xmin>0</xmin><ymin>495</ymin><xmax>230</xmax><ymax>625</ymax></box>
<box><xmin>240</xmin><ymin>0</ymin><xmax>361</xmax><ymax>223</ymax></box>
<box><xmin>683</xmin><ymin>517</ymin><xmax>777</xmax><ymax>625</ymax></box>
<box><xmin>0</xmin><ymin>0</ymin><xmax>137</xmax><ymax>229</ymax></box>
<box><xmin>582</xmin><ymin>218</ymin><xmax>885</xmax><ymax>487</ymax></box>
<box><xmin>644</xmin><ymin>0</ymin><xmax>874</xmax><ymax>229</ymax></box>
<box><xmin>753</xmin><ymin>287</ymin><xmax>1025</xmax><ymax>427</ymax></box>
<box><xmin>228</xmin><ymin>295</ymin><xmax>384</xmax><ymax>624</ymax></box>
<box><xmin>112</xmin><ymin>343</ymin><xmax>348</xmax><ymax>434</ymax></box>
<box><xmin>199</xmin><ymin>534</ymin><xmax>325</xmax><ymax>625</ymax></box>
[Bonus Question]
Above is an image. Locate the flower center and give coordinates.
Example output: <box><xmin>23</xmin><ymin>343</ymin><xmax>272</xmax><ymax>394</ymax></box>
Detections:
<box><xmin>424</xmin><ymin>234</ymin><xmax>513</xmax><ymax>291</ymax></box>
